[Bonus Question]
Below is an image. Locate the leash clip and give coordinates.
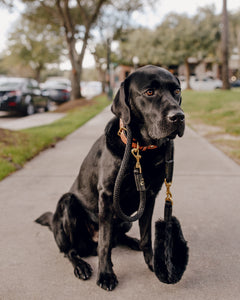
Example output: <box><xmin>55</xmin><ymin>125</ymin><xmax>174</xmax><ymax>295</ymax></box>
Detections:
<box><xmin>164</xmin><ymin>179</ymin><xmax>173</xmax><ymax>204</ymax></box>
<box><xmin>131</xmin><ymin>142</ymin><xmax>142</xmax><ymax>173</ymax></box>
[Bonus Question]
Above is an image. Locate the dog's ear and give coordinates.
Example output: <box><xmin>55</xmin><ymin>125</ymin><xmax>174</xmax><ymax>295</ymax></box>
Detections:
<box><xmin>179</xmin><ymin>96</ymin><xmax>182</xmax><ymax>106</ymax></box>
<box><xmin>175</xmin><ymin>76</ymin><xmax>182</xmax><ymax>106</ymax></box>
<box><xmin>111</xmin><ymin>81</ymin><xmax>131</xmax><ymax>124</ymax></box>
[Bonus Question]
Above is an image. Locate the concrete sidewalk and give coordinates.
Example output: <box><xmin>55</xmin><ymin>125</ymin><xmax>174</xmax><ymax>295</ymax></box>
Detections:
<box><xmin>1</xmin><ymin>106</ymin><xmax>240</xmax><ymax>300</ymax></box>
<box><xmin>0</xmin><ymin>112</ymin><xmax>66</xmax><ymax>130</ymax></box>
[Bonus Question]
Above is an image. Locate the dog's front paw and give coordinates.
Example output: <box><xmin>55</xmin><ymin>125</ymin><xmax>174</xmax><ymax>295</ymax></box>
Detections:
<box><xmin>74</xmin><ymin>261</ymin><xmax>93</xmax><ymax>280</ymax></box>
<box><xmin>97</xmin><ymin>272</ymin><xmax>118</xmax><ymax>291</ymax></box>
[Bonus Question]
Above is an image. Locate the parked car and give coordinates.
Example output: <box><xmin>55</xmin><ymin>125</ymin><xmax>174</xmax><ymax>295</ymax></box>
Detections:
<box><xmin>41</xmin><ymin>78</ymin><xmax>71</xmax><ymax>103</ymax></box>
<box><xmin>231</xmin><ymin>79</ymin><xmax>240</xmax><ymax>88</ymax></box>
<box><xmin>181</xmin><ymin>75</ymin><xmax>240</xmax><ymax>90</ymax></box>
<box><xmin>181</xmin><ymin>76</ymin><xmax>223</xmax><ymax>90</ymax></box>
<box><xmin>0</xmin><ymin>78</ymin><xmax>51</xmax><ymax>115</ymax></box>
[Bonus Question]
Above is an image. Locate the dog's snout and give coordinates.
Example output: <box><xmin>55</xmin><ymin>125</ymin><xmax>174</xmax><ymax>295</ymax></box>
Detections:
<box><xmin>168</xmin><ymin>111</ymin><xmax>185</xmax><ymax>123</ymax></box>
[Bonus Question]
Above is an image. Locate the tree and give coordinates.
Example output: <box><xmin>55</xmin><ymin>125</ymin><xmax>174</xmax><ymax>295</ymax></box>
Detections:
<box><xmin>156</xmin><ymin>7</ymin><xmax>220</xmax><ymax>88</ymax></box>
<box><xmin>116</xmin><ymin>6</ymin><xmax>220</xmax><ymax>89</ymax></box>
<box><xmin>56</xmin><ymin>0</ymin><xmax>107</xmax><ymax>99</ymax></box>
<box><xmin>3</xmin><ymin>17</ymin><xmax>64</xmax><ymax>81</ymax></box>
<box><xmin>0</xmin><ymin>0</ymin><xmax>13</xmax><ymax>7</ymax></box>
<box><xmin>229</xmin><ymin>10</ymin><xmax>240</xmax><ymax>79</ymax></box>
<box><xmin>115</xmin><ymin>28</ymin><xmax>157</xmax><ymax>65</ymax></box>
<box><xmin>20</xmin><ymin>0</ymin><xmax>154</xmax><ymax>100</ymax></box>
<box><xmin>20</xmin><ymin>0</ymin><xmax>106</xmax><ymax>99</ymax></box>
<box><xmin>91</xmin><ymin>2</ymin><xmax>156</xmax><ymax>93</ymax></box>
<box><xmin>155</xmin><ymin>13</ymin><xmax>198</xmax><ymax>88</ymax></box>
<box><xmin>221</xmin><ymin>0</ymin><xmax>230</xmax><ymax>89</ymax></box>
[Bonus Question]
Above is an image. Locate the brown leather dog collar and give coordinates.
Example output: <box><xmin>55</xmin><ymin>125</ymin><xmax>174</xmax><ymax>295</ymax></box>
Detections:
<box><xmin>118</xmin><ymin>119</ymin><xmax>158</xmax><ymax>151</ymax></box>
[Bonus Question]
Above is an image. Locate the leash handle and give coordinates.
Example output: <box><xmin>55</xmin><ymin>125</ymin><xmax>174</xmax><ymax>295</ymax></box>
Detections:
<box><xmin>113</xmin><ymin>125</ymin><xmax>146</xmax><ymax>222</ymax></box>
<box><xmin>134</xmin><ymin>167</ymin><xmax>146</xmax><ymax>192</ymax></box>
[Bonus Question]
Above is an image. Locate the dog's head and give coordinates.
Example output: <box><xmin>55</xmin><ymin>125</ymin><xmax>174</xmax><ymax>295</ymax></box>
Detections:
<box><xmin>111</xmin><ymin>65</ymin><xmax>185</xmax><ymax>145</ymax></box>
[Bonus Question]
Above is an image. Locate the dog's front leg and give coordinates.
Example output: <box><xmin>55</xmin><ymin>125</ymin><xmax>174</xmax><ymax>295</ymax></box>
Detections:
<box><xmin>97</xmin><ymin>190</ymin><xmax>118</xmax><ymax>291</ymax></box>
<box><xmin>139</xmin><ymin>196</ymin><xmax>155</xmax><ymax>271</ymax></box>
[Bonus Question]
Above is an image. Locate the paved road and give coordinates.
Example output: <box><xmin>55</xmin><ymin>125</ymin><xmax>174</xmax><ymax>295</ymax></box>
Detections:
<box><xmin>1</xmin><ymin>106</ymin><xmax>240</xmax><ymax>299</ymax></box>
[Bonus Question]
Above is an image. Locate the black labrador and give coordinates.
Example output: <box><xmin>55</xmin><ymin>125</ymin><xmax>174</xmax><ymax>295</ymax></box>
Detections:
<box><xmin>35</xmin><ymin>65</ymin><xmax>185</xmax><ymax>291</ymax></box>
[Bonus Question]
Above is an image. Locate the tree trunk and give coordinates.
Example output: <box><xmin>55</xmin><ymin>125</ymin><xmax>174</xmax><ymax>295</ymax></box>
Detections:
<box><xmin>56</xmin><ymin>0</ymin><xmax>107</xmax><ymax>100</ymax></box>
<box><xmin>35</xmin><ymin>65</ymin><xmax>42</xmax><ymax>83</ymax></box>
<box><xmin>185</xmin><ymin>59</ymin><xmax>191</xmax><ymax>90</ymax></box>
<box><xmin>71</xmin><ymin>67</ymin><xmax>81</xmax><ymax>100</ymax></box>
<box><xmin>56</xmin><ymin>0</ymin><xmax>82</xmax><ymax>100</ymax></box>
<box><xmin>221</xmin><ymin>0</ymin><xmax>230</xmax><ymax>90</ymax></box>
<box><xmin>66</xmin><ymin>38</ymin><xmax>82</xmax><ymax>100</ymax></box>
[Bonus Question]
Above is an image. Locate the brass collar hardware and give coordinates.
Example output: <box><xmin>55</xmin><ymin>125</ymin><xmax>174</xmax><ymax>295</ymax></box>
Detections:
<box><xmin>118</xmin><ymin>119</ymin><xmax>158</xmax><ymax>151</ymax></box>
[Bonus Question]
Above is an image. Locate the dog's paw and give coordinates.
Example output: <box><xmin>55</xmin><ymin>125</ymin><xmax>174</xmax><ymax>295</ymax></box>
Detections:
<box><xmin>97</xmin><ymin>272</ymin><xmax>118</xmax><ymax>291</ymax></box>
<box><xmin>74</xmin><ymin>261</ymin><xmax>93</xmax><ymax>280</ymax></box>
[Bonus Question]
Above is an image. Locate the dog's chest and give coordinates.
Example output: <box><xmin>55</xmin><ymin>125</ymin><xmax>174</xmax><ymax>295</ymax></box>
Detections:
<box><xmin>140</xmin><ymin>154</ymin><xmax>165</xmax><ymax>189</ymax></box>
<box><xmin>118</xmin><ymin>154</ymin><xmax>165</xmax><ymax>214</ymax></box>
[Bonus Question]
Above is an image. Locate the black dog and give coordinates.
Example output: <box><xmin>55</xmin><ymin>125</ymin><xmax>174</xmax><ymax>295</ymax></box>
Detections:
<box><xmin>35</xmin><ymin>65</ymin><xmax>185</xmax><ymax>291</ymax></box>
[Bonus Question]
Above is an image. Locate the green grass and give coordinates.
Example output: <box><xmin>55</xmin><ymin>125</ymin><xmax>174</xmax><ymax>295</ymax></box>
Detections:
<box><xmin>0</xmin><ymin>94</ymin><xmax>109</xmax><ymax>180</ymax></box>
<box><xmin>182</xmin><ymin>89</ymin><xmax>240</xmax><ymax>135</ymax></box>
<box><xmin>182</xmin><ymin>89</ymin><xmax>240</xmax><ymax>163</ymax></box>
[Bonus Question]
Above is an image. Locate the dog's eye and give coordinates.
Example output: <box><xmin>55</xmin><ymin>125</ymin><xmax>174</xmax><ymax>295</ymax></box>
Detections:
<box><xmin>145</xmin><ymin>89</ymin><xmax>154</xmax><ymax>96</ymax></box>
<box><xmin>174</xmin><ymin>88</ymin><xmax>181</xmax><ymax>96</ymax></box>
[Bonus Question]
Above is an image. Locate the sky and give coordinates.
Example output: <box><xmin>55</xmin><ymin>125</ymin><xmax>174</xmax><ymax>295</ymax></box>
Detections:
<box><xmin>0</xmin><ymin>0</ymin><xmax>240</xmax><ymax>69</ymax></box>
<box><xmin>132</xmin><ymin>0</ymin><xmax>240</xmax><ymax>29</ymax></box>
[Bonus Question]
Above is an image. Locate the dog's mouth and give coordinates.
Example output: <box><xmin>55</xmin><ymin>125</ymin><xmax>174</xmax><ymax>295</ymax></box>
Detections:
<box><xmin>152</xmin><ymin>130</ymin><xmax>182</xmax><ymax>146</ymax></box>
<box><xmin>167</xmin><ymin>125</ymin><xmax>185</xmax><ymax>139</ymax></box>
<box><xmin>167</xmin><ymin>131</ymin><xmax>178</xmax><ymax>139</ymax></box>
<box><xmin>151</xmin><ymin>124</ymin><xmax>185</xmax><ymax>143</ymax></box>
<box><xmin>138</xmin><ymin>118</ymin><xmax>185</xmax><ymax>146</ymax></box>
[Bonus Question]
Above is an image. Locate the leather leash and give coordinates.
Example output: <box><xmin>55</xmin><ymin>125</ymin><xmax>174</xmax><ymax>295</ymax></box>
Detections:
<box><xmin>113</xmin><ymin>120</ymin><xmax>174</xmax><ymax>222</ymax></box>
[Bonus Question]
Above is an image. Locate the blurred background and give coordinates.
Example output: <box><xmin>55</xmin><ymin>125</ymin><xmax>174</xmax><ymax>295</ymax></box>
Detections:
<box><xmin>0</xmin><ymin>0</ymin><xmax>239</xmax><ymax>102</ymax></box>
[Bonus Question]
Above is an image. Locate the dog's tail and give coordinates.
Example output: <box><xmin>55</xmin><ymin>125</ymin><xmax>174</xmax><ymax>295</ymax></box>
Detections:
<box><xmin>35</xmin><ymin>212</ymin><xmax>53</xmax><ymax>231</ymax></box>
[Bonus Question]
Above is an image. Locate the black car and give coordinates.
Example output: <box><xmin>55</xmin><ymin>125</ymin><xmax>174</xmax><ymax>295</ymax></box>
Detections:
<box><xmin>41</xmin><ymin>78</ymin><xmax>71</xmax><ymax>103</ymax></box>
<box><xmin>231</xmin><ymin>79</ymin><xmax>240</xmax><ymax>88</ymax></box>
<box><xmin>0</xmin><ymin>77</ymin><xmax>51</xmax><ymax>115</ymax></box>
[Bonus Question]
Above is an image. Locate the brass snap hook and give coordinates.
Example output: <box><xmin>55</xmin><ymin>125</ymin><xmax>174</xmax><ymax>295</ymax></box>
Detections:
<box><xmin>131</xmin><ymin>142</ymin><xmax>142</xmax><ymax>173</ymax></box>
<box><xmin>164</xmin><ymin>179</ymin><xmax>173</xmax><ymax>204</ymax></box>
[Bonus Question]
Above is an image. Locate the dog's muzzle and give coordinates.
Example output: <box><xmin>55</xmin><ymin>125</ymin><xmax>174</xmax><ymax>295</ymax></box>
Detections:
<box><xmin>141</xmin><ymin>110</ymin><xmax>185</xmax><ymax>143</ymax></box>
<box><xmin>167</xmin><ymin>110</ymin><xmax>185</xmax><ymax>138</ymax></box>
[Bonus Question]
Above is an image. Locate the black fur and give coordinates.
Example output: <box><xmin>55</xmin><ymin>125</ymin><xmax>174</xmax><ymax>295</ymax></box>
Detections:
<box><xmin>35</xmin><ymin>65</ymin><xmax>185</xmax><ymax>291</ymax></box>
<box><xmin>154</xmin><ymin>216</ymin><xmax>189</xmax><ymax>284</ymax></box>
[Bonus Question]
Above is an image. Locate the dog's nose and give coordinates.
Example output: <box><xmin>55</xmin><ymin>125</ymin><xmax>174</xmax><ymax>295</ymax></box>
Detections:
<box><xmin>168</xmin><ymin>111</ymin><xmax>185</xmax><ymax>123</ymax></box>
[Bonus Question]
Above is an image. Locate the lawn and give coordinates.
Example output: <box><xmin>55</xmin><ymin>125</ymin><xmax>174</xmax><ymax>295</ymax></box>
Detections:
<box><xmin>182</xmin><ymin>89</ymin><xmax>240</xmax><ymax>164</ymax></box>
<box><xmin>0</xmin><ymin>94</ymin><xmax>109</xmax><ymax>181</ymax></box>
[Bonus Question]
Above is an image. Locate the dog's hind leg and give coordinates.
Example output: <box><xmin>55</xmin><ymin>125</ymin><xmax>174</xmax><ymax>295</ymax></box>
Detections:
<box><xmin>52</xmin><ymin>193</ymin><xmax>95</xmax><ymax>280</ymax></box>
<box><xmin>117</xmin><ymin>234</ymin><xmax>140</xmax><ymax>251</ymax></box>
<box><xmin>114</xmin><ymin>220</ymin><xmax>140</xmax><ymax>251</ymax></box>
